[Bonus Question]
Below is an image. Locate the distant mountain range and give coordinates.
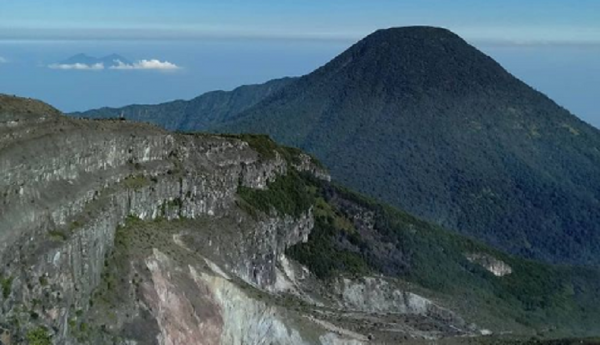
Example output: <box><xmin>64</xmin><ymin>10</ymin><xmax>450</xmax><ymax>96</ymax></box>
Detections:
<box><xmin>56</xmin><ymin>53</ymin><xmax>132</xmax><ymax>68</ymax></box>
<box><xmin>73</xmin><ymin>26</ymin><xmax>600</xmax><ymax>267</ymax></box>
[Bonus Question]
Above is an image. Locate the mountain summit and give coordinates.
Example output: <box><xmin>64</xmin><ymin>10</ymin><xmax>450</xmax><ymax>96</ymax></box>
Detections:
<box><xmin>75</xmin><ymin>27</ymin><xmax>600</xmax><ymax>267</ymax></box>
<box><xmin>277</xmin><ymin>26</ymin><xmax>519</xmax><ymax>102</ymax></box>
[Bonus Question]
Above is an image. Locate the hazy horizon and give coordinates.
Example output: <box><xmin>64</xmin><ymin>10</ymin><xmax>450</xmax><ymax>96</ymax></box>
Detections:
<box><xmin>1</xmin><ymin>36</ymin><xmax>598</xmax><ymax>128</ymax></box>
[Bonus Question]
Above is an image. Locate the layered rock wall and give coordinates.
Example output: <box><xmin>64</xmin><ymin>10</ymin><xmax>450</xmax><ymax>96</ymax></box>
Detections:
<box><xmin>0</xmin><ymin>101</ymin><xmax>328</xmax><ymax>344</ymax></box>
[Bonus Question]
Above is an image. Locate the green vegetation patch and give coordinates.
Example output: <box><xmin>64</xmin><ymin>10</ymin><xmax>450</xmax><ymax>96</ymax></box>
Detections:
<box><xmin>286</xmin><ymin>179</ymin><xmax>369</xmax><ymax>278</ymax></box>
<box><xmin>287</xmin><ymin>212</ymin><xmax>370</xmax><ymax>278</ymax></box>
<box><xmin>122</xmin><ymin>175</ymin><xmax>151</xmax><ymax>190</ymax></box>
<box><xmin>48</xmin><ymin>229</ymin><xmax>68</xmax><ymax>241</ymax></box>
<box><xmin>94</xmin><ymin>217</ymin><xmax>139</xmax><ymax>306</ymax></box>
<box><xmin>287</xmin><ymin>178</ymin><xmax>600</xmax><ymax>336</ymax></box>
<box><xmin>26</xmin><ymin>326</ymin><xmax>51</xmax><ymax>345</ymax></box>
<box><xmin>1</xmin><ymin>275</ymin><xmax>13</xmax><ymax>298</ymax></box>
<box><xmin>226</xmin><ymin>134</ymin><xmax>280</xmax><ymax>160</ymax></box>
<box><xmin>221</xmin><ymin>133</ymin><xmax>322</xmax><ymax>167</ymax></box>
<box><xmin>237</xmin><ymin>170</ymin><xmax>315</xmax><ymax>218</ymax></box>
<box><xmin>69</xmin><ymin>319</ymin><xmax>91</xmax><ymax>343</ymax></box>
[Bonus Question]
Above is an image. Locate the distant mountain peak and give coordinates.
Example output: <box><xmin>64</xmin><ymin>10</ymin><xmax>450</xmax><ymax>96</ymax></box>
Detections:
<box><xmin>102</xmin><ymin>53</ymin><xmax>124</xmax><ymax>59</ymax></box>
<box><xmin>70</xmin><ymin>53</ymin><xmax>93</xmax><ymax>59</ymax></box>
<box><xmin>368</xmin><ymin>26</ymin><xmax>459</xmax><ymax>39</ymax></box>
<box><xmin>357</xmin><ymin>26</ymin><xmax>468</xmax><ymax>53</ymax></box>
<box><xmin>100</xmin><ymin>53</ymin><xmax>131</xmax><ymax>64</ymax></box>
<box><xmin>59</xmin><ymin>53</ymin><xmax>132</xmax><ymax>67</ymax></box>
<box><xmin>305</xmin><ymin>25</ymin><xmax>511</xmax><ymax>100</ymax></box>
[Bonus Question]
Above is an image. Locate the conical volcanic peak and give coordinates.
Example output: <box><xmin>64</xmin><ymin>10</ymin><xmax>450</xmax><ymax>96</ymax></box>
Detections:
<box><xmin>305</xmin><ymin>26</ymin><xmax>518</xmax><ymax>99</ymax></box>
<box><xmin>214</xmin><ymin>27</ymin><xmax>600</xmax><ymax>266</ymax></box>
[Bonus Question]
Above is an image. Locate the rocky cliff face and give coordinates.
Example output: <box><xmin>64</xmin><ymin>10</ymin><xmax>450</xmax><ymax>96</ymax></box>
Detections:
<box><xmin>466</xmin><ymin>253</ymin><xmax>512</xmax><ymax>277</ymax></box>
<box><xmin>0</xmin><ymin>95</ymin><xmax>473</xmax><ymax>344</ymax></box>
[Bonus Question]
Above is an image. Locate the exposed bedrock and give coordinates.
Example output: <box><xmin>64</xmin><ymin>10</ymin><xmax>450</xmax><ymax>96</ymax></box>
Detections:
<box><xmin>0</xmin><ymin>96</ymin><xmax>472</xmax><ymax>344</ymax></box>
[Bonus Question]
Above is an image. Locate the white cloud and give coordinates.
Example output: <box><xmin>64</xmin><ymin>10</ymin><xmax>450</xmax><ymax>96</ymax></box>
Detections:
<box><xmin>0</xmin><ymin>56</ymin><xmax>7</xmax><ymax>63</ymax></box>
<box><xmin>47</xmin><ymin>58</ymin><xmax>180</xmax><ymax>71</ymax></box>
<box><xmin>110</xmin><ymin>59</ymin><xmax>180</xmax><ymax>71</ymax></box>
<box><xmin>48</xmin><ymin>62</ymin><xmax>105</xmax><ymax>70</ymax></box>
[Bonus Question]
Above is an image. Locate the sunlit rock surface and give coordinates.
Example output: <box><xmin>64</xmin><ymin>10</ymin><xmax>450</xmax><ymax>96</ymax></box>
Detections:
<box><xmin>466</xmin><ymin>253</ymin><xmax>513</xmax><ymax>277</ymax></box>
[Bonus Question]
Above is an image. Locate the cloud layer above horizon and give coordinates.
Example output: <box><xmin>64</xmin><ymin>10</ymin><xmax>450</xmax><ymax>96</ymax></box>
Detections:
<box><xmin>48</xmin><ymin>59</ymin><xmax>180</xmax><ymax>71</ymax></box>
<box><xmin>110</xmin><ymin>59</ymin><xmax>180</xmax><ymax>70</ymax></box>
<box><xmin>49</xmin><ymin>62</ymin><xmax>104</xmax><ymax>70</ymax></box>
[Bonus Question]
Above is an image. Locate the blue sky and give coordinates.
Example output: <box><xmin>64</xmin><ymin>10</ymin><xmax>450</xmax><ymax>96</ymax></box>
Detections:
<box><xmin>1</xmin><ymin>0</ymin><xmax>599</xmax><ymax>44</ymax></box>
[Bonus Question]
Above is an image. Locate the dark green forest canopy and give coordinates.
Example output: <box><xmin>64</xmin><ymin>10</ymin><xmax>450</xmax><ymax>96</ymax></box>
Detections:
<box><xmin>238</xmin><ymin>170</ymin><xmax>600</xmax><ymax>337</ymax></box>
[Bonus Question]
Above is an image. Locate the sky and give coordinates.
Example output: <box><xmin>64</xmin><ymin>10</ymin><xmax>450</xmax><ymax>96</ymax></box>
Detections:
<box><xmin>0</xmin><ymin>1</ymin><xmax>598</xmax><ymax>126</ymax></box>
<box><xmin>1</xmin><ymin>0</ymin><xmax>599</xmax><ymax>44</ymax></box>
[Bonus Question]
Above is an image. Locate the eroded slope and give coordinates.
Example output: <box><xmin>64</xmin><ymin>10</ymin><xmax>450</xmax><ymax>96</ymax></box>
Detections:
<box><xmin>0</xmin><ymin>95</ymin><xmax>473</xmax><ymax>344</ymax></box>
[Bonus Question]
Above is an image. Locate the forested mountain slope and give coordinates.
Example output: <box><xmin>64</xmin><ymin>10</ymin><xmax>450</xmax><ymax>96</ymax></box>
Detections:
<box><xmin>75</xmin><ymin>27</ymin><xmax>600</xmax><ymax>268</ymax></box>
<box><xmin>214</xmin><ymin>27</ymin><xmax>600</xmax><ymax>266</ymax></box>
<box><xmin>73</xmin><ymin>77</ymin><xmax>295</xmax><ymax>131</ymax></box>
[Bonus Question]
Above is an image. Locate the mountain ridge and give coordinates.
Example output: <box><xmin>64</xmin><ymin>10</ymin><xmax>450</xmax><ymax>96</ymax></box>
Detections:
<box><xmin>71</xmin><ymin>77</ymin><xmax>296</xmax><ymax>130</ymax></box>
<box><xmin>59</xmin><ymin>53</ymin><xmax>132</xmax><ymax>67</ymax></box>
